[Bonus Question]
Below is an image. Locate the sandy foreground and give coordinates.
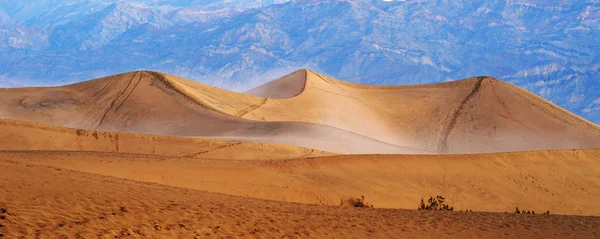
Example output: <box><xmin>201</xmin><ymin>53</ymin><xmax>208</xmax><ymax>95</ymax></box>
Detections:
<box><xmin>1</xmin><ymin>153</ymin><xmax>600</xmax><ymax>239</ymax></box>
<box><xmin>5</xmin><ymin>150</ymin><xmax>600</xmax><ymax>216</ymax></box>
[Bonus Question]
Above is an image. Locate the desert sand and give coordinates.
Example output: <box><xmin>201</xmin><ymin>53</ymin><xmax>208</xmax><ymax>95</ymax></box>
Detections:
<box><xmin>4</xmin><ymin>149</ymin><xmax>600</xmax><ymax>215</ymax></box>
<box><xmin>0</xmin><ymin>118</ymin><xmax>332</xmax><ymax>160</ymax></box>
<box><xmin>2</xmin><ymin>158</ymin><xmax>600</xmax><ymax>238</ymax></box>
<box><xmin>1</xmin><ymin>69</ymin><xmax>600</xmax><ymax>238</ymax></box>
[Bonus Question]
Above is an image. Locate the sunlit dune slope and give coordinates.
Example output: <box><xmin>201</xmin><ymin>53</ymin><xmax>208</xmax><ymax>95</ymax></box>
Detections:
<box><xmin>17</xmin><ymin>149</ymin><xmax>600</xmax><ymax>216</ymax></box>
<box><xmin>242</xmin><ymin>70</ymin><xmax>600</xmax><ymax>153</ymax></box>
<box><xmin>1</xmin><ymin>69</ymin><xmax>599</xmax><ymax>154</ymax></box>
<box><xmin>0</xmin><ymin>118</ymin><xmax>331</xmax><ymax>160</ymax></box>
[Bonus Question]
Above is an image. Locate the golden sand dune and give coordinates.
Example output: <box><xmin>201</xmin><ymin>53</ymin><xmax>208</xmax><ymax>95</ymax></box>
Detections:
<box><xmin>12</xmin><ymin>149</ymin><xmax>600</xmax><ymax>216</ymax></box>
<box><xmin>0</xmin><ymin>118</ymin><xmax>331</xmax><ymax>160</ymax></box>
<box><xmin>2</xmin><ymin>159</ymin><xmax>599</xmax><ymax>238</ymax></box>
<box><xmin>1</xmin><ymin>69</ymin><xmax>598</xmax><ymax>154</ymax></box>
<box><xmin>244</xmin><ymin>70</ymin><xmax>600</xmax><ymax>153</ymax></box>
<box><xmin>0</xmin><ymin>71</ymin><xmax>426</xmax><ymax>154</ymax></box>
<box><xmin>2</xmin><ymin>159</ymin><xmax>600</xmax><ymax>238</ymax></box>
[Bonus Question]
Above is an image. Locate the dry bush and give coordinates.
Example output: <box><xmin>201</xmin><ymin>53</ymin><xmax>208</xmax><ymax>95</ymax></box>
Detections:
<box><xmin>417</xmin><ymin>195</ymin><xmax>454</xmax><ymax>211</ymax></box>
<box><xmin>340</xmin><ymin>195</ymin><xmax>374</xmax><ymax>208</ymax></box>
<box><xmin>515</xmin><ymin>207</ymin><xmax>550</xmax><ymax>215</ymax></box>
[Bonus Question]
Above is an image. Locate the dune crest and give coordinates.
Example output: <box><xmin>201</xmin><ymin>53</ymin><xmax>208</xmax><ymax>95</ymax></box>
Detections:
<box><xmin>244</xmin><ymin>69</ymin><xmax>308</xmax><ymax>98</ymax></box>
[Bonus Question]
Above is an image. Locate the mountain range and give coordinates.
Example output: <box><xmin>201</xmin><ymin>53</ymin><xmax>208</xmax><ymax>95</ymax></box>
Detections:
<box><xmin>0</xmin><ymin>0</ymin><xmax>599</xmax><ymax>123</ymax></box>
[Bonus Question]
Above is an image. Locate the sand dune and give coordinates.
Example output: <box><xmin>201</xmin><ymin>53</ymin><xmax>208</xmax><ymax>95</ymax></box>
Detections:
<box><xmin>11</xmin><ymin>149</ymin><xmax>600</xmax><ymax>216</ymax></box>
<box><xmin>0</xmin><ymin>118</ymin><xmax>331</xmax><ymax>160</ymax></box>
<box><xmin>0</xmin><ymin>71</ymin><xmax>427</xmax><ymax>154</ymax></box>
<box><xmin>1</xmin><ymin>69</ymin><xmax>600</xmax><ymax>238</ymax></box>
<box><xmin>242</xmin><ymin>70</ymin><xmax>600</xmax><ymax>153</ymax></box>
<box><xmin>2</xmin><ymin>159</ymin><xmax>599</xmax><ymax>238</ymax></box>
<box><xmin>1</xmin><ymin>70</ymin><xmax>599</xmax><ymax>154</ymax></box>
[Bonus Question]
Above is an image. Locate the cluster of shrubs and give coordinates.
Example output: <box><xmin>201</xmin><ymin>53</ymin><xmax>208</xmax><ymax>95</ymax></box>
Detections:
<box><xmin>418</xmin><ymin>195</ymin><xmax>454</xmax><ymax>211</ymax></box>
<box><xmin>515</xmin><ymin>207</ymin><xmax>550</xmax><ymax>215</ymax></box>
<box><xmin>340</xmin><ymin>194</ymin><xmax>553</xmax><ymax>216</ymax></box>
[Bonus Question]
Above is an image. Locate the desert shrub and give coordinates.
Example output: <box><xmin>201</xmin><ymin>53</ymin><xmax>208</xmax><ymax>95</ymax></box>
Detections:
<box><xmin>543</xmin><ymin>210</ymin><xmax>551</xmax><ymax>215</ymax></box>
<box><xmin>417</xmin><ymin>195</ymin><xmax>454</xmax><ymax>211</ymax></box>
<box><xmin>341</xmin><ymin>195</ymin><xmax>374</xmax><ymax>208</ymax></box>
<box><xmin>515</xmin><ymin>207</ymin><xmax>550</xmax><ymax>215</ymax></box>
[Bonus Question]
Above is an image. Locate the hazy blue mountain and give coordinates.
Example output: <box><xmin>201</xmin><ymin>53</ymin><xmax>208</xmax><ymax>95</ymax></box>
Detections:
<box><xmin>0</xmin><ymin>0</ymin><xmax>289</xmax><ymax>26</ymax></box>
<box><xmin>0</xmin><ymin>0</ymin><xmax>599</xmax><ymax>123</ymax></box>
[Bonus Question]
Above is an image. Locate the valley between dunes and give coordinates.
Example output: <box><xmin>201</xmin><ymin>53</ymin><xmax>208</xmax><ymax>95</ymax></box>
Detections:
<box><xmin>1</xmin><ymin>69</ymin><xmax>600</xmax><ymax>238</ymax></box>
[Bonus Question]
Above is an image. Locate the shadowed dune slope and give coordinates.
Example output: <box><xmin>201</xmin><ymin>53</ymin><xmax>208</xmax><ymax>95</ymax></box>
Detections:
<box><xmin>1</xmin><ymin>69</ymin><xmax>599</xmax><ymax>154</ymax></box>
<box><xmin>0</xmin><ymin>118</ymin><xmax>332</xmax><ymax>160</ymax></box>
